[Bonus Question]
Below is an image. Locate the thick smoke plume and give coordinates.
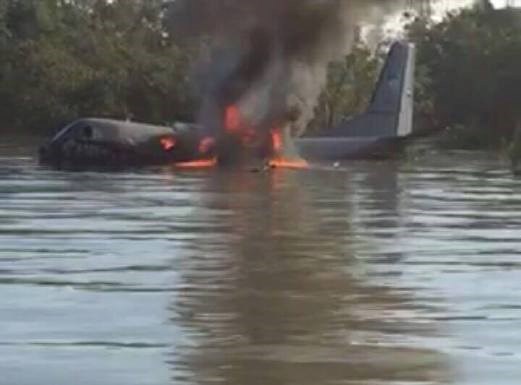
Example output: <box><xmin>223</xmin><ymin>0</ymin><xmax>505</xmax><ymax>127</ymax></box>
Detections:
<box><xmin>169</xmin><ymin>0</ymin><xmax>403</xmax><ymax>144</ymax></box>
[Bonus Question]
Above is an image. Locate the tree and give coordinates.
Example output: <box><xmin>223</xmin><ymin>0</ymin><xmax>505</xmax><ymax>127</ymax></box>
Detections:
<box><xmin>310</xmin><ymin>44</ymin><xmax>379</xmax><ymax>132</ymax></box>
<box><xmin>0</xmin><ymin>0</ymin><xmax>196</xmax><ymax>133</ymax></box>
<box><xmin>407</xmin><ymin>4</ymin><xmax>521</xmax><ymax>148</ymax></box>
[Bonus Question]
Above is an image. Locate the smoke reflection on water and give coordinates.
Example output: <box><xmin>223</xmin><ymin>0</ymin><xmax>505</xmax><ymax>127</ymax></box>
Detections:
<box><xmin>168</xmin><ymin>166</ymin><xmax>450</xmax><ymax>385</ymax></box>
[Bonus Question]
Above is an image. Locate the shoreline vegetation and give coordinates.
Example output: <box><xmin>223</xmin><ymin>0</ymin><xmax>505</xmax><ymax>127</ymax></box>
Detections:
<box><xmin>0</xmin><ymin>1</ymin><xmax>520</xmax><ymax>156</ymax></box>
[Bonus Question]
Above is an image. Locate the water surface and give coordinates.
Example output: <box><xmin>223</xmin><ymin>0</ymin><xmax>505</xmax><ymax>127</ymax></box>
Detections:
<box><xmin>1</xmin><ymin>137</ymin><xmax>521</xmax><ymax>385</ymax></box>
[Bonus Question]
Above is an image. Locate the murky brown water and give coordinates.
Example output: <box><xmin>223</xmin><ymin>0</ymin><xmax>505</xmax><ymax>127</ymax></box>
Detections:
<box><xmin>1</xmin><ymin>136</ymin><xmax>521</xmax><ymax>385</ymax></box>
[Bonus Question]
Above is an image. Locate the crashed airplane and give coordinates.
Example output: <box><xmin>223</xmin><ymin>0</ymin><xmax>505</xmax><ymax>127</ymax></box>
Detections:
<box><xmin>39</xmin><ymin>41</ymin><xmax>416</xmax><ymax>169</ymax></box>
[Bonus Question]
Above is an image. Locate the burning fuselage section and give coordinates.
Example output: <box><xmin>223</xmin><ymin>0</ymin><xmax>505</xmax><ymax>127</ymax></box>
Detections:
<box><xmin>212</xmin><ymin>102</ymin><xmax>308</xmax><ymax>168</ymax></box>
<box><xmin>173</xmin><ymin>0</ymin><xmax>410</xmax><ymax>167</ymax></box>
<box><xmin>196</xmin><ymin>27</ymin><xmax>297</xmax><ymax>166</ymax></box>
<box><xmin>198</xmin><ymin>38</ymin><xmax>311</xmax><ymax>167</ymax></box>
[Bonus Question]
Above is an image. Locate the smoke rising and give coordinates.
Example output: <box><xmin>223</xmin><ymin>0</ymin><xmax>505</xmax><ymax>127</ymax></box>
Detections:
<box><xmin>169</xmin><ymin>0</ymin><xmax>404</xmax><ymax>142</ymax></box>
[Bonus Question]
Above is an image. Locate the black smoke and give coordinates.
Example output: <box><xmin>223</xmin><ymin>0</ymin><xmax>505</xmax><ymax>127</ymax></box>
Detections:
<box><xmin>167</xmin><ymin>0</ymin><xmax>403</xmax><ymax>160</ymax></box>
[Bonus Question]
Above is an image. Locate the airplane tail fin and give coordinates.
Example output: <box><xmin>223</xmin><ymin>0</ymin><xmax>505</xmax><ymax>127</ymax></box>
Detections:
<box><xmin>324</xmin><ymin>41</ymin><xmax>416</xmax><ymax>138</ymax></box>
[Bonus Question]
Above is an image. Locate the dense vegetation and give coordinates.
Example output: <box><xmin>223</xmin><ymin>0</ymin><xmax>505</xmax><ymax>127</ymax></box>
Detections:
<box><xmin>0</xmin><ymin>0</ymin><xmax>195</xmax><ymax>132</ymax></box>
<box><xmin>310</xmin><ymin>44</ymin><xmax>379</xmax><ymax>133</ymax></box>
<box><xmin>407</xmin><ymin>3</ymin><xmax>521</xmax><ymax>149</ymax></box>
<box><xmin>0</xmin><ymin>0</ymin><xmax>520</xmax><ymax>151</ymax></box>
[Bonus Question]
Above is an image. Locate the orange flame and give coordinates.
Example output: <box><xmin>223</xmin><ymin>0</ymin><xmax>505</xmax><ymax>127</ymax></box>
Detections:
<box><xmin>175</xmin><ymin>158</ymin><xmax>217</xmax><ymax>169</ymax></box>
<box><xmin>221</xmin><ymin>107</ymin><xmax>309</xmax><ymax>169</ymax></box>
<box><xmin>268</xmin><ymin>128</ymin><xmax>309</xmax><ymax>169</ymax></box>
<box><xmin>198</xmin><ymin>137</ymin><xmax>215</xmax><ymax>154</ymax></box>
<box><xmin>224</xmin><ymin>105</ymin><xmax>260</xmax><ymax>147</ymax></box>
<box><xmin>268</xmin><ymin>158</ymin><xmax>309</xmax><ymax>169</ymax></box>
<box><xmin>160</xmin><ymin>136</ymin><xmax>177</xmax><ymax>151</ymax></box>
<box><xmin>225</xmin><ymin>105</ymin><xmax>242</xmax><ymax>133</ymax></box>
<box><xmin>271</xmin><ymin>129</ymin><xmax>283</xmax><ymax>153</ymax></box>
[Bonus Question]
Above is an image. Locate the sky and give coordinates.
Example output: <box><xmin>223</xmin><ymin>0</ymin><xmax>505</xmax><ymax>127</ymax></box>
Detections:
<box><xmin>491</xmin><ymin>0</ymin><xmax>521</xmax><ymax>5</ymax></box>
<box><xmin>378</xmin><ymin>0</ymin><xmax>521</xmax><ymax>38</ymax></box>
<box><xmin>436</xmin><ymin>0</ymin><xmax>521</xmax><ymax>13</ymax></box>
<box><xmin>428</xmin><ymin>0</ymin><xmax>521</xmax><ymax>20</ymax></box>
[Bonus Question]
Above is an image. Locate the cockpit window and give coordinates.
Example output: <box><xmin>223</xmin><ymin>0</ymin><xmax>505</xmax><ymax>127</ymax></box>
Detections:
<box><xmin>67</xmin><ymin>123</ymin><xmax>93</xmax><ymax>140</ymax></box>
<box><xmin>82</xmin><ymin>126</ymin><xmax>93</xmax><ymax>139</ymax></box>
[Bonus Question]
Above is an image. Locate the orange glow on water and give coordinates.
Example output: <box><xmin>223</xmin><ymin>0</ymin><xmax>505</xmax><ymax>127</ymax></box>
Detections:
<box><xmin>175</xmin><ymin>158</ymin><xmax>217</xmax><ymax>169</ymax></box>
<box><xmin>268</xmin><ymin>157</ymin><xmax>309</xmax><ymax>169</ymax></box>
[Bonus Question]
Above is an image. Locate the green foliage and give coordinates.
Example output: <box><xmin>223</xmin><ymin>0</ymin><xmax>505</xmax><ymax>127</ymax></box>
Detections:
<box><xmin>407</xmin><ymin>5</ymin><xmax>521</xmax><ymax>148</ymax></box>
<box><xmin>0</xmin><ymin>0</ymin><xmax>196</xmax><ymax>133</ymax></box>
<box><xmin>2</xmin><ymin>0</ymin><xmax>520</xmax><ymax>146</ymax></box>
<box><xmin>0</xmin><ymin>0</ymin><xmax>381</xmax><ymax>134</ymax></box>
<box><xmin>310</xmin><ymin>44</ymin><xmax>378</xmax><ymax>132</ymax></box>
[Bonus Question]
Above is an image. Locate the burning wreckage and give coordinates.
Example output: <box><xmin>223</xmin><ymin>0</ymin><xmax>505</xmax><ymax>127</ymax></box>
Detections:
<box><xmin>39</xmin><ymin>41</ymin><xmax>415</xmax><ymax>170</ymax></box>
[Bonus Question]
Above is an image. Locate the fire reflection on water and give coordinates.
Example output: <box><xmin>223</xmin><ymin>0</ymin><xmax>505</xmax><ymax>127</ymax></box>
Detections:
<box><xmin>168</xmin><ymin>165</ymin><xmax>450</xmax><ymax>385</ymax></box>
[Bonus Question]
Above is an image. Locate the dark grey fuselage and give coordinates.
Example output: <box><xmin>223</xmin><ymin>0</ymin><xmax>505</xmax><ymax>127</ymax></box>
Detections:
<box><xmin>39</xmin><ymin>41</ymin><xmax>415</xmax><ymax>168</ymax></box>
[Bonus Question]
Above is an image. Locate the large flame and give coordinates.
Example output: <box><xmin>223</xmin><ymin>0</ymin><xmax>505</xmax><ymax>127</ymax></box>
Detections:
<box><xmin>268</xmin><ymin>128</ymin><xmax>309</xmax><ymax>169</ymax></box>
<box><xmin>221</xmin><ymin>105</ymin><xmax>309</xmax><ymax>170</ymax></box>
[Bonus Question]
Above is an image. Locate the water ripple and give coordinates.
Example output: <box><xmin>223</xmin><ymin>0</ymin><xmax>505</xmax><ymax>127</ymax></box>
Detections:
<box><xmin>1</xmin><ymin>148</ymin><xmax>521</xmax><ymax>384</ymax></box>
